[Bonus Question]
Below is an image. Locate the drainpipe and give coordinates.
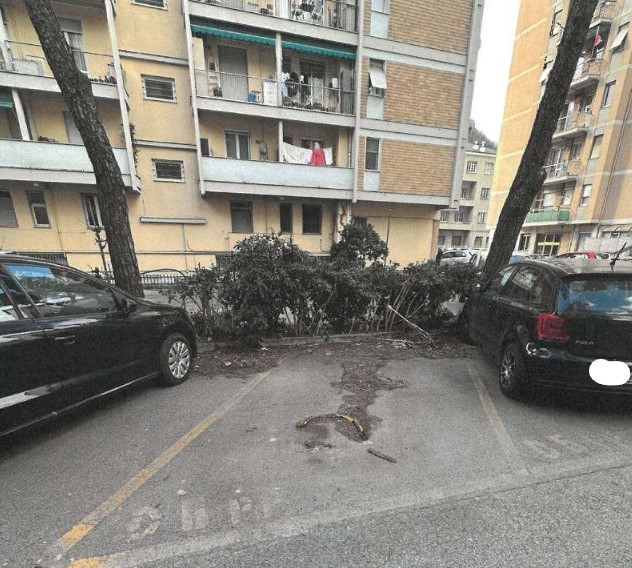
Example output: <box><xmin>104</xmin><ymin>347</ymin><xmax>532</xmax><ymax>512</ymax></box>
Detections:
<box><xmin>351</xmin><ymin>0</ymin><xmax>365</xmax><ymax>205</ymax></box>
<box><xmin>104</xmin><ymin>0</ymin><xmax>140</xmax><ymax>193</ymax></box>
<box><xmin>182</xmin><ymin>0</ymin><xmax>205</xmax><ymax>196</ymax></box>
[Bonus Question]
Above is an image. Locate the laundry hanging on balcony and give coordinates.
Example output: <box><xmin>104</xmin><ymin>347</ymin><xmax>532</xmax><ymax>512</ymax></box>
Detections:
<box><xmin>281</xmin><ymin>142</ymin><xmax>333</xmax><ymax>165</ymax></box>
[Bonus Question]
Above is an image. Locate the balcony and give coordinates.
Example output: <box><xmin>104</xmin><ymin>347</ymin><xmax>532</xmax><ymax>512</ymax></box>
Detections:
<box><xmin>552</xmin><ymin>112</ymin><xmax>592</xmax><ymax>140</ymax></box>
<box><xmin>592</xmin><ymin>1</ymin><xmax>618</xmax><ymax>25</ymax></box>
<box><xmin>0</xmin><ymin>41</ymin><xmax>119</xmax><ymax>100</ymax></box>
<box><xmin>543</xmin><ymin>160</ymin><xmax>583</xmax><ymax>185</ymax></box>
<box><xmin>0</xmin><ymin>139</ymin><xmax>131</xmax><ymax>186</ymax></box>
<box><xmin>201</xmin><ymin>156</ymin><xmax>353</xmax><ymax>198</ymax></box>
<box><xmin>189</xmin><ymin>0</ymin><xmax>358</xmax><ymax>39</ymax></box>
<box><xmin>525</xmin><ymin>209</ymin><xmax>571</xmax><ymax>224</ymax></box>
<box><xmin>195</xmin><ymin>69</ymin><xmax>355</xmax><ymax>125</ymax></box>
<box><xmin>569</xmin><ymin>58</ymin><xmax>603</xmax><ymax>94</ymax></box>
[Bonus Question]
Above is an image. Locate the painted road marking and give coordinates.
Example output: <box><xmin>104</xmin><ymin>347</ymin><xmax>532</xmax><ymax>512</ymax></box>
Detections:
<box><xmin>126</xmin><ymin>507</ymin><xmax>161</xmax><ymax>542</ymax></box>
<box><xmin>466</xmin><ymin>362</ymin><xmax>530</xmax><ymax>476</ymax></box>
<box><xmin>181</xmin><ymin>498</ymin><xmax>209</xmax><ymax>532</ymax></box>
<box><xmin>51</xmin><ymin>369</ymin><xmax>273</xmax><ymax>565</ymax></box>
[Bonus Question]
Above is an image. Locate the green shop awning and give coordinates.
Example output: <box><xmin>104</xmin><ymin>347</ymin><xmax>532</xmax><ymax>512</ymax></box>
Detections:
<box><xmin>191</xmin><ymin>23</ymin><xmax>275</xmax><ymax>46</ymax></box>
<box><xmin>587</xmin><ymin>21</ymin><xmax>611</xmax><ymax>39</ymax></box>
<box><xmin>0</xmin><ymin>89</ymin><xmax>13</xmax><ymax>109</ymax></box>
<box><xmin>281</xmin><ymin>39</ymin><xmax>356</xmax><ymax>60</ymax></box>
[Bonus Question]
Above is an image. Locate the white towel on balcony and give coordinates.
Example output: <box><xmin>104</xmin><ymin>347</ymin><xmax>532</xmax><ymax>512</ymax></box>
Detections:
<box><xmin>282</xmin><ymin>142</ymin><xmax>312</xmax><ymax>164</ymax></box>
<box><xmin>323</xmin><ymin>147</ymin><xmax>333</xmax><ymax>166</ymax></box>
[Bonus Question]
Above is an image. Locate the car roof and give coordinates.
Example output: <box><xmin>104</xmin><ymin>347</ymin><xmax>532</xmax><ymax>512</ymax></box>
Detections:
<box><xmin>512</xmin><ymin>258</ymin><xmax>632</xmax><ymax>276</ymax></box>
<box><xmin>0</xmin><ymin>253</ymin><xmax>69</xmax><ymax>269</ymax></box>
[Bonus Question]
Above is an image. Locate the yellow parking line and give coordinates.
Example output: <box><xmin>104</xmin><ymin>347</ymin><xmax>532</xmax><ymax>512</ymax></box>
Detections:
<box><xmin>466</xmin><ymin>362</ymin><xmax>530</xmax><ymax>477</ymax></box>
<box><xmin>51</xmin><ymin>369</ymin><xmax>273</xmax><ymax>563</ymax></box>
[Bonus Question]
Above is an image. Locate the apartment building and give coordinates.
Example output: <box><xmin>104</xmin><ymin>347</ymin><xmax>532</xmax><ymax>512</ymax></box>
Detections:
<box><xmin>438</xmin><ymin>140</ymin><xmax>495</xmax><ymax>249</ymax></box>
<box><xmin>489</xmin><ymin>0</ymin><xmax>632</xmax><ymax>257</ymax></box>
<box><xmin>0</xmin><ymin>0</ymin><xmax>483</xmax><ymax>271</ymax></box>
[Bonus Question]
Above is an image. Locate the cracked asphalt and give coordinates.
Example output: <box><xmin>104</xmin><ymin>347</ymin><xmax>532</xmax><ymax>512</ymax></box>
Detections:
<box><xmin>3</xmin><ymin>339</ymin><xmax>632</xmax><ymax>567</ymax></box>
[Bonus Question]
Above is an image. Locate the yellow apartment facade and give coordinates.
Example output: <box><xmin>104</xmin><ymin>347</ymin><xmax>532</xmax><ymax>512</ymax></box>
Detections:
<box><xmin>489</xmin><ymin>0</ymin><xmax>632</xmax><ymax>257</ymax></box>
<box><xmin>439</xmin><ymin>140</ymin><xmax>495</xmax><ymax>250</ymax></box>
<box><xmin>0</xmin><ymin>0</ymin><xmax>484</xmax><ymax>272</ymax></box>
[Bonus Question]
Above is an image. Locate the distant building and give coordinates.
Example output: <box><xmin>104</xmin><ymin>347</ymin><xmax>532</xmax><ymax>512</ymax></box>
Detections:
<box><xmin>0</xmin><ymin>0</ymin><xmax>484</xmax><ymax>270</ymax></box>
<box><xmin>489</xmin><ymin>0</ymin><xmax>632</xmax><ymax>256</ymax></box>
<box><xmin>439</xmin><ymin>141</ymin><xmax>496</xmax><ymax>249</ymax></box>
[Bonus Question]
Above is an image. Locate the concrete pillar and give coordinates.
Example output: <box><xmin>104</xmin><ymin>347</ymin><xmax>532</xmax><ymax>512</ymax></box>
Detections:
<box><xmin>278</xmin><ymin>120</ymin><xmax>284</xmax><ymax>162</ymax></box>
<box><xmin>11</xmin><ymin>90</ymin><xmax>30</xmax><ymax>140</ymax></box>
<box><xmin>351</xmin><ymin>0</ymin><xmax>365</xmax><ymax>204</ymax></box>
<box><xmin>275</xmin><ymin>32</ymin><xmax>283</xmax><ymax>107</ymax></box>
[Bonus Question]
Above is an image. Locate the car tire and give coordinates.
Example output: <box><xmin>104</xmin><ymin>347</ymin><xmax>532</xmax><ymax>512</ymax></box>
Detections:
<box><xmin>498</xmin><ymin>342</ymin><xmax>528</xmax><ymax>399</ymax></box>
<box><xmin>456</xmin><ymin>310</ymin><xmax>475</xmax><ymax>344</ymax></box>
<box><xmin>155</xmin><ymin>333</ymin><xmax>192</xmax><ymax>387</ymax></box>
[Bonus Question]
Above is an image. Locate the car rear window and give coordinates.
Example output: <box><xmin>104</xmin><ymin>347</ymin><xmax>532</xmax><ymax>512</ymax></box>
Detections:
<box><xmin>559</xmin><ymin>277</ymin><xmax>632</xmax><ymax>315</ymax></box>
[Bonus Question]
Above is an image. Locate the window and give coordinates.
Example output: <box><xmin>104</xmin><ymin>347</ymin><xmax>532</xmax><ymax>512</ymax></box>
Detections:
<box><xmin>280</xmin><ymin>202</ymin><xmax>293</xmax><ymax>233</ymax></box>
<box><xmin>580</xmin><ymin>184</ymin><xmax>592</xmax><ymax>206</ymax></box>
<box><xmin>577</xmin><ymin>232</ymin><xmax>592</xmax><ymax>250</ymax></box>
<box><xmin>503</xmin><ymin>266</ymin><xmax>542</xmax><ymax>302</ymax></box>
<box><xmin>365</xmin><ymin>138</ymin><xmax>380</xmax><ymax>171</ymax></box>
<box><xmin>451</xmin><ymin>235</ymin><xmax>464</xmax><ymax>247</ymax></box>
<box><xmin>59</xmin><ymin>19</ymin><xmax>86</xmax><ymax>72</ymax></box>
<box><xmin>153</xmin><ymin>159</ymin><xmax>184</xmax><ymax>181</ymax></box>
<box><xmin>353</xmin><ymin>216</ymin><xmax>368</xmax><ymax>228</ymax></box>
<box><xmin>27</xmin><ymin>191</ymin><xmax>50</xmax><ymax>227</ymax></box>
<box><xmin>589</xmin><ymin>134</ymin><xmax>603</xmax><ymax>159</ymax></box>
<box><xmin>582</xmin><ymin>92</ymin><xmax>595</xmax><ymax>113</ymax></box>
<box><xmin>437</xmin><ymin>235</ymin><xmax>446</xmax><ymax>247</ymax></box>
<box><xmin>550</xmin><ymin>8</ymin><xmax>562</xmax><ymax>37</ymax></box>
<box><xmin>0</xmin><ymin>271</ymin><xmax>38</xmax><ymax>320</ymax></box>
<box><xmin>133</xmin><ymin>0</ymin><xmax>166</xmax><ymax>7</ymax></box>
<box><xmin>368</xmin><ymin>60</ymin><xmax>387</xmax><ymax>97</ymax></box>
<box><xmin>602</xmin><ymin>81</ymin><xmax>616</xmax><ymax>108</ymax></box>
<box><xmin>611</xmin><ymin>24</ymin><xmax>628</xmax><ymax>52</ymax></box>
<box><xmin>6</xmin><ymin>263</ymin><xmax>118</xmax><ymax>318</ymax></box>
<box><xmin>542</xmin><ymin>192</ymin><xmax>556</xmax><ymax>209</ymax></box>
<box><xmin>561</xmin><ymin>186</ymin><xmax>574</xmax><ymax>206</ymax></box>
<box><xmin>0</xmin><ymin>190</ymin><xmax>18</xmax><ymax>227</ymax></box>
<box><xmin>473</xmin><ymin>236</ymin><xmax>483</xmax><ymax>248</ymax></box>
<box><xmin>142</xmin><ymin>75</ymin><xmax>176</xmax><ymax>101</ymax></box>
<box><xmin>454</xmin><ymin>209</ymin><xmax>466</xmax><ymax>223</ymax></box>
<box><xmin>371</xmin><ymin>0</ymin><xmax>389</xmax><ymax>13</ymax></box>
<box><xmin>466</xmin><ymin>161</ymin><xmax>477</xmax><ymax>174</ymax></box>
<box><xmin>535</xmin><ymin>233</ymin><xmax>562</xmax><ymax>256</ymax></box>
<box><xmin>485</xmin><ymin>162</ymin><xmax>494</xmax><ymax>175</ymax></box>
<box><xmin>230</xmin><ymin>201</ymin><xmax>253</xmax><ymax>233</ymax></box>
<box><xmin>302</xmin><ymin>204</ymin><xmax>322</xmax><ymax>234</ymax></box>
<box><xmin>570</xmin><ymin>140</ymin><xmax>583</xmax><ymax>160</ymax></box>
<box><xmin>481</xmin><ymin>187</ymin><xmax>490</xmax><ymax>200</ymax></box>
<box><xmin>477</xmin><ymin>212</ymin><xmax>487</xmax><ymax>224</ymax></box>
<box><xmin>82</xmin><ymin>194</ymin><xmax>102</xmax><ymax>229</ymax></box>
<box><xmin>461</xmin><ymin>184</ymin><xmax>473</xmax><ymax>199</ymax></box>
<box><xmin>440</xmin><ymin>210</ymin><xmax>450</xmax><ymax>223</ymax></box>
<box><xmin>490</xmin><ymin>265</ymin><xmax>517</xmax><ymax>291</ymax></box>
<box><xmin>300</xmin><ymin>138</ymin><xmax>324</xmax><ymax>150</ymax></box>
<box><xmin>225</xmin><ymin>131</ymin><xmax>250</xmax><ymax>160</ymax></box>
<box><xmin>518</xmin><ymin>234</ymin><xmax>531</xmax><ymax>252</ymax></box>
<box><xmin>200</xmin><ymin>138</ymin><xmax>210</xmax><ymax>157</ymax></box>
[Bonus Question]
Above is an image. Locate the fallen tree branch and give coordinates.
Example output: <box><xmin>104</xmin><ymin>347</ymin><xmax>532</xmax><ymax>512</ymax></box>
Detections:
<box><xmin>386</xmin><ymin>305</ymin><xmax>433</xmax><ymax>344</ymax></box>
<box><xmin>367</xmin><ymin>448</ymin><xmax>397</xmax><ymax>463</ymax></box>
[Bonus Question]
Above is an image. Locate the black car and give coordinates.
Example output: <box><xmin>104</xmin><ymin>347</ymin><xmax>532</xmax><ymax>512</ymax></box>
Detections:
<box><xmin>459</xmin><ymin>259</ymin><xmax>632</xmax><ymax>398</ymax></box>
<box><xmin>0</xmin><ymin>255</ymin><xmax>197</xmax><ymax>439</ymax></box>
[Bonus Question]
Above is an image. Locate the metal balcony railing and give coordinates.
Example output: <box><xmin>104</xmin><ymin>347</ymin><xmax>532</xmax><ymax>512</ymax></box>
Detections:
<box><xmin>555</xmin><ymin>112</ymin><xmax>592</xmax><ymax>134</ymax></box>
<box><xmin>572</xmin><ymin>58</ymin><xmax>603</xmax><ymax>82</ymax></box>
<box><xmin>543</xmin><ymin>160</ymin><xmax>583</xmax><ymax>181</ymax></box>
<box><xmin>282</xmin><ymin>81</ymin><xmax>354</xmax><ymax>114</ymax></box>
<box><xmin>592</xmin><ymin>0</ymin><xmax>618</xmax><ymax>21</ymax></box>
<box><xmin>195</xmin><ymin>70</ymin><xmax>280</xmax><ymax>105</ymax></box>
<box><xmin>4</xmin><ymin>41</ymin><xmax>116</xmax><ymax>85</ymax></box>
<box><xmin>190</xmin><ymin>0</ymin><xmax>357</xmax><ymax>31</ymax></box>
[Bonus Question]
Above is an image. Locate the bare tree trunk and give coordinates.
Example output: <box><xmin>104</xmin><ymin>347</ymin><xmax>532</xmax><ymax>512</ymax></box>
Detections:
<box><xmin>483</xmin><ymin>0</ymin><xmax>600</xmax><ymax>280</ymax></box>
<box><xmin>24</xmin><ymin>0</ymin><xmax>144</xmax><ymax>297</ymax></box>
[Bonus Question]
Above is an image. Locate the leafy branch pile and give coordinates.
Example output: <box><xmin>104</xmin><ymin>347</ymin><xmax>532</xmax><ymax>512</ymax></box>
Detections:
<box><xmin>162</xmin><ymin>224</ymin><xmax>479</xmax><ymax>343</ymax></box>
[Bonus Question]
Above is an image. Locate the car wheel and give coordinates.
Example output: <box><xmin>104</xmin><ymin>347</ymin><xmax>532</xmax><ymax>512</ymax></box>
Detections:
<box><xmin>499</xmin><ymin>342</ymin><xmax>527</xmax><ymax>399</ymax></box>
<box><xmin>456</xmin><ymin>310</ymin><xmax>475</xmax><ymax>344</ymax></box>
<box><xmin>155</xmin><ymin>333</ymin><xmax>192</xmax><ymax>387</ymax></box>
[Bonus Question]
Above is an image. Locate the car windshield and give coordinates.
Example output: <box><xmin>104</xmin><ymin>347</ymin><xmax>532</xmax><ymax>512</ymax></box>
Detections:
<box><xmin>559</xmin><ymin>277</ymin><xmax>632</xmax><ymax>316</ymax></box>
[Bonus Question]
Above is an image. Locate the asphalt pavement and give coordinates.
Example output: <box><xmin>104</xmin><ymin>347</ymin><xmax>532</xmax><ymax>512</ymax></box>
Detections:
<box><xmin>3</xmin><ymin>343</ymin><xmax>632</xmax><ymax>567</ymax></box>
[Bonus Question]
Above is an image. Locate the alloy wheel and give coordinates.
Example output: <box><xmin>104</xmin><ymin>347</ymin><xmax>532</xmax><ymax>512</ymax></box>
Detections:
<box><xmin>499</xmin><ymin>350</ymin><xmax>516</xmax><ymax>389</ymax></box>
<box><xmin>168</xmin><ymin>340</ymin><xmax>191</xmax><ymax>379</ymax></box>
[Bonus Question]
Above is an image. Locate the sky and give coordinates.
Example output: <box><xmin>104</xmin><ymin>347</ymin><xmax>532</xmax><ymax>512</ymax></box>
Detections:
<box><xmin>471</xmin><ymin>0</ymin><xmax>521</xmax><ymax>143</ymax></box>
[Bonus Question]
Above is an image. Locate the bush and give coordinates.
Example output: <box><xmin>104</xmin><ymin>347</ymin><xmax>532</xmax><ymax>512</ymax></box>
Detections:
<box><xmin>330</xmin><ymin>223</ymin><xmax>388</xmax><ymax>265</ymax></box>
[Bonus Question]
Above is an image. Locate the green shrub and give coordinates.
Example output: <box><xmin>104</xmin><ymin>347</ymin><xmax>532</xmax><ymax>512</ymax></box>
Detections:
<box><xmin>330</xmin><ymin>223</ymin><xmax>388</xmax><ymax>266</ymax></box>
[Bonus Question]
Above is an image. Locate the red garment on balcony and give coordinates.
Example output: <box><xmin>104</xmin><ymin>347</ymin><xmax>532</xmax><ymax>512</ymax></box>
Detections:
<box><xmin>310</xmin><ymin>148</ymin><xmax>326</xmax><ymax>166</ymax></box>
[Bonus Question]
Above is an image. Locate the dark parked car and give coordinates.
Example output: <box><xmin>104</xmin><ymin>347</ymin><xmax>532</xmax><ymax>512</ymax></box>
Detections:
<box><xmin>459</xmin><ymin>259</ymin><xmax>632</xmax><ymax>398</ymax></box>
<box><xmin>0</xmin><ymin>255</ymin><xmax>197</xmax><ymax>439</ymax></box>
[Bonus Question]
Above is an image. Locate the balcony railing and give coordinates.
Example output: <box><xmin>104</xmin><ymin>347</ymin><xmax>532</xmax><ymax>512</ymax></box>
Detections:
<box><xmin>525</xmin><ymin>209</ymin><xmax>571</xmax><ymax>224</ymax></box>
<box><xmin>190</xmin><ymin>0</ymin><xmax>357</xmax><ymax>32</ymax></box>
<box><xmin>196</xmin><ymin>70</ymin><xmax>355</xmax><ymax>115</ymax></box>
<box><xmin>555</xmin><ymin>112</ymin><xmax>592</xmax><ymax>134</ymax></box>
<box><xmin>3</xmin><ymin>41</ymin><xmax>116</xmax><ymax>85</ymax></box>
<box><xmin>543</xmin><ymin>160</ymin><xmax>583</xmax><ymax>182</ymax></box>
<box><xmin>571</xmin><ymin>58</ymin><xmax>603</xmax><ymax>84</ymax></box>
<box><xmin>592</xmin><ymin>0</ymin><xmax>618</xmax><ymax>21</ymax></box>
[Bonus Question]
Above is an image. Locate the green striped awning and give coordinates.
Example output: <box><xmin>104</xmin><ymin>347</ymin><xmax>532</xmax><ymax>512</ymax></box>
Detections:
<box><xmin>281</xmin><ymin>38</ymin><xmax>356</xmax><ymax>60</ymax></box>
<box><xmin>587</xmin><ymin>22</ymin><xmax>611</xmax><ymax>40</ymax></box>
<box><xmin>191</xmin><ymin>23</ymin><xmax>275</xmax><ymax>46</ymax></box>
<box><xmin>0</xmin><ymin>89</ymin><xmax>13</xmax><ymax>109</ymax></box>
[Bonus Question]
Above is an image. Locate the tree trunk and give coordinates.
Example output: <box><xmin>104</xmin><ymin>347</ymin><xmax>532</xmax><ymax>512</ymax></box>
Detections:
<box><xmin>24</xmin><ymin>0</ymin><xmax>144</xmax><ymax>297</ymax></box>
<box><xmin>483</xmin><ymin>0</ymin><xmax>600</xmax><ymax>280</ymax></box>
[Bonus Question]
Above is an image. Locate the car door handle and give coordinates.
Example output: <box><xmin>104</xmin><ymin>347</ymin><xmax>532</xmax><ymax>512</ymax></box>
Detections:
<box><xmin>54</xmin><ymin>334</ymin><xmax>76</xmax><ymax>346</ymax></box>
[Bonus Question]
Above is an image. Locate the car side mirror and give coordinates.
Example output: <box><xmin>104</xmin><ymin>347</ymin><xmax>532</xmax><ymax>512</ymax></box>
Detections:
<box><xmin>119</xmin><ymin>297</ymin><xmax>138</xmax><ymax>315</ymax></box>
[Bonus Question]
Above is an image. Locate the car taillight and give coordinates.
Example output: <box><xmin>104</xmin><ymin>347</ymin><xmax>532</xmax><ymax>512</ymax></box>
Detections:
<box><xmin>537</xmin><ymin>313</ymin><xmax>570</xmax><ymax>343</ymax></box>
